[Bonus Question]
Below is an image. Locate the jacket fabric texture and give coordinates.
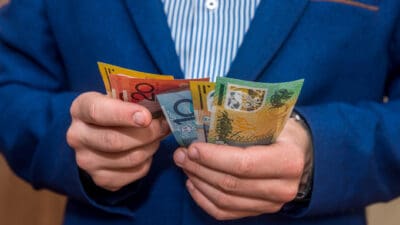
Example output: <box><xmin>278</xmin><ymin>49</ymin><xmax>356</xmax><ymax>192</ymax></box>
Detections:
<box><xmin>0</xmin><ymin>0</ymin><xmax>399</xmax><ymax>224</ymax></box>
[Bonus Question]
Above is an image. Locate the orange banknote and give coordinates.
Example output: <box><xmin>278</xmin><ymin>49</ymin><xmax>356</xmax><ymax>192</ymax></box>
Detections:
<box><xmin>109</xmin><ymin>73</ymin><xmax>208</xmax><ymax>117</ymax></box>
<box><xmin>97</xmin><ymin>62</ymin><xmax>174</xmax><ymax>95</ymax></box>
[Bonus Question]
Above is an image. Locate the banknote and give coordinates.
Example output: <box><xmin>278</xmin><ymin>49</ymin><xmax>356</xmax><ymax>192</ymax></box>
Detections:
<box><xmin>109</xmin><ymin>73</ymin><xmax>208</xmax><ymax>117</ymax></box>
<box><xmin>97</xmin><ymin>61</ymin><xmax>174</xmax><ymax>95</ymax></box>
<box><xmin>207</xmin><ymin>77</ymin><xmax>304</xmax><ymax>146</ymax></box>
<box><xmin>189</xmin><ymin>81</ymin><xmax>215</xmax><ymax>142</ymax></box>
<box><xmin>157</xmin><ymin>90</ymin><xmax>198</xmax><ymax>147</ymax></box>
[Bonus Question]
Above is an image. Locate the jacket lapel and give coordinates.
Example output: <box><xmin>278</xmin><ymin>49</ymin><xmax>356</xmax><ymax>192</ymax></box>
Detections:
<box><xmin>227</xmin><ymin>0</ymin><xmax>309</xmax><ymax>81</ymax></box>
<box><xmin>124</xmin><ymin>0</ymin><xmax>184</xmax><ymax>79</ymax></box>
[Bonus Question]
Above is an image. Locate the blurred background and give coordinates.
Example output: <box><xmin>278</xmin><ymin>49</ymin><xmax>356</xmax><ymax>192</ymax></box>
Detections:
<box><xmin>0</xmin><ymin>0</ymin><xmax>399</xmax><ymax>224</ymax></box>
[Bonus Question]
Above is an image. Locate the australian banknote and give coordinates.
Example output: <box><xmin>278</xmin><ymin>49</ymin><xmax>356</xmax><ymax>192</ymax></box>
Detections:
<box><xmin>189</xmin><ymin>81</ymin><xmax>216</xmax><ymax>142</ymax></box>
<box><xmin>157</xmin><ymin>90</ymin><xmax>198</xmax><ymax>147</ymax></box>
<box><xmin>108</xmin><ymin>73</ymin><xmax>207</xmax><ymax>117</ymax></box>
<box><xmin>97</xmin><ymin>61</ymin><xmax>174</xmax><ymax>95</ymax></box>
<box><xmin>207</xmin><ymin>77</ymin><xmax>304</xmax><ymax>146</ymax></box>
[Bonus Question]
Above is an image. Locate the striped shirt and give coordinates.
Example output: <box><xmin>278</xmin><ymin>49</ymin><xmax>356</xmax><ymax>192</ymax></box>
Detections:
<box><xmin>161</xmin><ymin>0</ymin><xmax>261</xmax><ymax>81</ymax></box>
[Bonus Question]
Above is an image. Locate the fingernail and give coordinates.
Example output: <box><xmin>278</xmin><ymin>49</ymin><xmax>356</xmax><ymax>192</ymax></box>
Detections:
<box><xmin>174</xmin><ymin>149</ymin><xmax>186</xmax><ymax>165</ymax></box>
<box><xmin>133</xmin><ymin>112</ymin><xmax>145</xmax><ymax>126</ymax></box>
<box><xmin>188</xmin><ymin>147</ymin><xmax>199</xmax><ymax>160</ymax></box>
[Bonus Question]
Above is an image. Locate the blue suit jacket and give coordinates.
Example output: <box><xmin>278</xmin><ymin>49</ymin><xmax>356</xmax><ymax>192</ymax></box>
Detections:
<box><xmin>0</xmin><ymin>0</ymin><xmax>399</xmax><ymax>224</ymax></box>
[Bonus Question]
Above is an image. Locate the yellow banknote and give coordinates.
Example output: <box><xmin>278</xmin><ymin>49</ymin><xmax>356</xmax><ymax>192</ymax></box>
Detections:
<box><xmin>190</xmin><ymin>81</ymin><xmax>215</xmax><ymax>142</ymax></box>
<box><xmin>207</xmin><ymin>77</ymin><xmax>304</xmax><ymax>146</ymax></box>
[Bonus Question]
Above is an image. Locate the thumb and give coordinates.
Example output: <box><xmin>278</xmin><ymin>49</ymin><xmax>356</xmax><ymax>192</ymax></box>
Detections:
<box><xmin>70</xmin><ymin>92</ymin><xmax>152</xmax><ymax>127</ymax></box>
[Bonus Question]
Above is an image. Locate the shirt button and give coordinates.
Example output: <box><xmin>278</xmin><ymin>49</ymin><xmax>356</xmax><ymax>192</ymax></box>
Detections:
<box><xmin>205</xmin><ymin>0</ymin><xmax>218</xmax><ymax>10</ymax></box>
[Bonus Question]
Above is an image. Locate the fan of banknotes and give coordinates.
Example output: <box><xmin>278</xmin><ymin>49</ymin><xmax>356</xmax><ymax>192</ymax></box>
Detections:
<box><xmin>98</xmin><ymin>62</ymin><xmax>304</xmax><ymax>147</ymax></box>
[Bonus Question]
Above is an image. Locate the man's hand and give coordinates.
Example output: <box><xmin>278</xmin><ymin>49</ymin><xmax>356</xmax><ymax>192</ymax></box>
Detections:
<box><xmin>67</xmin><ymin>92</ymin><xmax>170</xmax><ymax>191</ymax></box>
<box><xmin>173</xmin><ymin>118</ymin><xmax>312</xmax><ymax>220</ymax></box>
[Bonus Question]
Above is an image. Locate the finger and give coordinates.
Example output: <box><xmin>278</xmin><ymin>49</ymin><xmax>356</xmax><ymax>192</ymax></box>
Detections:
<box><xmin>70</xmin><ymin>92</ymin><xmax>152</xmax><ymax>127</ymax></box>
<box><xmin>177</xmin><ymin>157</ymin><xmax>298</xmax><ymax>203</ymax></box>
<box><xmin>71</xmin><ymin>118</ymin><xmax>169</xmax><ymax>152</ymax></box>
<box><xmin>187</xmin><ymin>175</ymin><xmax>282</xmax><ymax>213</ymax></box>
<box><xmin>185</xmin><ymin>179</ymin><xmax>261</xmax><ymax>220</ymax></box>
<box><xmin>182</xmin><ymin>142</ymin><xmax>304</xmax><ymax>178</ymax></box>
<box><xmin>174</xmin><ymin>147</ymin><xmax>298</xmax><ymax>202</ymax></box>
<box><xmin>90</xmin><ymin>158</ymin><xmax>152</xmax><ymax>192</ymax></box>
<box><xmin>75</xmin><ymin>141</ymin><xmax>160</xmax><ymax>171</ymax></box>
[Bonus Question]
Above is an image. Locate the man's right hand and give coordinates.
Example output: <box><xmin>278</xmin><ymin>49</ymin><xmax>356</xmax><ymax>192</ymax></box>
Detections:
<box><xmin>66</xmin><ymin>92</ymin><xmax>170</xmax><ymax>191</ymax></box>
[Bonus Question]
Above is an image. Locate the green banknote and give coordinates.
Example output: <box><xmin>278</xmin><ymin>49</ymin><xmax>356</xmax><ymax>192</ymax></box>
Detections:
<box><xmin>157</xmin><ymin>90</ymin><xmax>198</xmax><ymax>147</ymax></box>
<box><xmin>207</xmin><ymin>77</ymin><xmax>304</xmax><ymax>146</ymax></box>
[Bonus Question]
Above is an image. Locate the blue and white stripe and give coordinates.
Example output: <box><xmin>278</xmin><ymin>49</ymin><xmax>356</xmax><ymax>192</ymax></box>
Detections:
<box><xmin>161</xmin><ymin>0</ymin><xmax>261</xmax><ymax>81</ymax></box>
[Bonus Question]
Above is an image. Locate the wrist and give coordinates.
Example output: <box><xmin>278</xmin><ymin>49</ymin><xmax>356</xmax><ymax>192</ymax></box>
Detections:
<box><xmin>290</xmin><ymin>110</ymin><xmax>314</xmax><ymax>202</ymax></box>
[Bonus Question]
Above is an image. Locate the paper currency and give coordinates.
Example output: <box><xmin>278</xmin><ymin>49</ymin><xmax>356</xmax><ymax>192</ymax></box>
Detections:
<box><xmin>189</xmin><ymin>81</ymin><xmax>215</xmax><ymax>142</ymax></box>
<box><xmin>109</xmin><ymin>73</ymin><xmax>208</xmax><ymax>117</ymax></box>
<box><xmin>207</xmin><ymin>77</ymin><xmax>304</xmax><ymax>146</ymax></box>
<box><xmin>157</xmin><ymin>90</ymin><xmax>198</xmax><ymax>147</ymax></box>
<box><xmin>97</xmin><ymin>62</ymin><xmax>305</xmax><ymax>147</ymax></box>
<box><xmin>97</xmin><ymin>61</ymin><xmax>174</xmax><ymax>95</ymax></box>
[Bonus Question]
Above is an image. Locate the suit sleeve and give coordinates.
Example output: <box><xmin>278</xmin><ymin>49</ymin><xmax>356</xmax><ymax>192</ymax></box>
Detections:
<box><xmin>0</xmin><ymin>0</ymin><xmax>138</xmax><ymax>216</ymax></box>
<box><xmin>288</xmin><ymin>18</ymin><xmax>400</xmax><ymax>217</ymax></box>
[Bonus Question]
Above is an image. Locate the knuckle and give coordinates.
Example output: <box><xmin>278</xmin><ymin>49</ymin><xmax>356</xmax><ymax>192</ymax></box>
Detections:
<box><xmin>130</xmin><ymin>159</ymin><xmax>152</xmax><ymax>181</ymax></box>
<box><xmin>137</xmin><ymin>160</ymin><xmax>152</xmax><ymax>177</ymax></box>
<box><xmin>105</xmin><ymin>186</ymin><xmax>122</xmax><ymax>192</ymax></box>
<box><xmin>149</xmin><ymin>122</ymin><xmax>163</xmax><ymax>140</ymax></box>
<box><xmin>69</xmin><ymin>98</ymin><xmax>80</xmax><ymax>118</ymax></box>
<box><xmin>279</xmin><ymin>183</ymin><xmax>298</xmax><ymax>202</ymax></box>
<box><xmin>287</xmin><ymin>157</ymin><xmax>305</xmax><ymax>178</ymax></box>
<box><xmin>66</xmin><ymin>127</ymin><xmax>78</xmax><ymax>148</ymax></box>
<box><xmin>236</xmin><ymin>154</ymin><xmax>254</xmax><ymax>175</ymax></box>
<box><xmin>186</xmin><ymin>160</ymin><xmax>202</xmax><ymax>174</ymax></box>
<box><xmin>213</xmin><ymin>193</ymin><xmax>231</xmax><ymax>209</ymax></box>
<box><xmin>150</xmin><ymin>141</ymin><xmax>161</xmax><ymax>153</ymax></box>
<box><xmin>143</xmin><ymin>140</ymin><xmax>160</xmax><ymax>154</ymax></box>
<box><xmin>273</xmin><ymin>203</ymin><xmax>284</xmax><ymax>213</ymax></box>
<box><xmin>88</xmin><ymin>100</ymin><xmax>100</xmax><ymax>122</ymax></box>
<box><xmin>75</xmin><ymin>152</ymin><xmax>91</xmax><ymax>171</ymax></box>
<box><xmin>285</xmin><ymin>184</ymin><xmax>300</xmax><ymax>201</ymax></box>
<box><xmin>101</xmin><ymin>131</ymin><xmax>124</xmax><ymax>152</ymax></box>
<box><xmin>71</xmin><ymin>92</ymin><xmax>98</xmax><ymax>119</ymax></box>
<box><xmin>92</xmin><ymin>172</ymin><xmax>120</xmax><ymax>191</ymax></box>
<box><xmin>265</xmin><ymin>203</ymin><xmax>283</xmax><ymax>213</ymax></box>
<box><xmin>213</xmin><ymin>211</ymin><xmax>231</xmax><ymax>221</ymax></box>
<box><xmin>218</xmin><ymin>175</ymin><xmax>239</xmax><ymax>192</ymax></box>
<box><xmin>92</xmin><ymin>172</ymin><xmax>110</xmax><ymax>187</ymax></box>
<box><xmin>126</xmin><ymin>151</ymin><xmax>146</xmax><ymax>168</ymax></box>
